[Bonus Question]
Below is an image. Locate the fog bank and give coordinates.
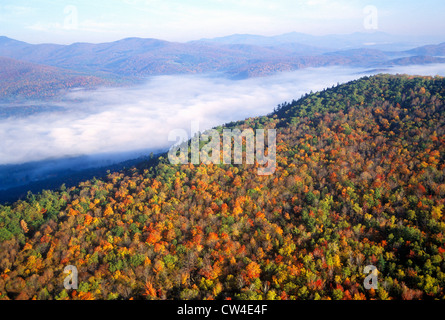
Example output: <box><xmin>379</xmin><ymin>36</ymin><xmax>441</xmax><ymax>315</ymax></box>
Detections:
<box><xmin>1</xmin><ymin>64</ymin><xmax>445</xmax><ymax>167</ymax></box>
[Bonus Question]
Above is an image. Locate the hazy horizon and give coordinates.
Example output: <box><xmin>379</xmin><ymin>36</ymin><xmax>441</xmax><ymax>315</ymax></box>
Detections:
<box><xmin>1</xmin><ymin>0</ymin><xmax>445</xmax><ymax>45</ymax></box>
<box><xmin>1</xmin><ymin>30</ymin><xmax>444</xmax><ymax>47</ymax></box>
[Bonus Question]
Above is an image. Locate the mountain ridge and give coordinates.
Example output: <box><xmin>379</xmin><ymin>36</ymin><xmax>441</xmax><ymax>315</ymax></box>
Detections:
<box><xmin>0</xmin><ymin>34</ymin><xmax>445</xmax><ymax>101</ymax></box>
<box><xmin>0</xmin><ymin>34</ymin><xmax>444</xmax><ymax>79</ymax></box>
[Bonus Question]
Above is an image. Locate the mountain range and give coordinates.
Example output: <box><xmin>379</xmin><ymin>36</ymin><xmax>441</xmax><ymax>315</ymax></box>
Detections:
<box><xmin>197</xmin><ymin>31</ymin><xmax>445</xmax><ymax>52</ymax></box>
<box><xmin>0</xmin><ymin>32</ymin><xmax>445</xmax><ymax>101</ymax></box>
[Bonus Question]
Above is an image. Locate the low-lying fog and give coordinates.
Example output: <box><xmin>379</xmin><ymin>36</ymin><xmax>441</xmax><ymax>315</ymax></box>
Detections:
<box><xmin>1</xmin><ymin>64</ymin><xmax>445</xmax><ymax>190</ymax></box>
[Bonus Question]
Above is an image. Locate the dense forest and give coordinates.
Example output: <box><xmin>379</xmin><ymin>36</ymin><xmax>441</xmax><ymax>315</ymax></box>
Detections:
<box><xmin>0</xmin><ymin>74</ymin><xmax>444</xmax><ymax>300</ymax></box>
<box><xmin>0</xmin><ymin>56</ymin><xmax>118</xmax><ymax>101</ymax></box>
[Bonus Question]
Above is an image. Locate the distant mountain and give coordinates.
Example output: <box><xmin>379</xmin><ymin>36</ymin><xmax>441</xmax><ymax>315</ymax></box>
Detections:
<box><xmin>0</xmin><ymin>56</ymin><xmax>116</xmax><ymax>100</ymax></box>
<box><xmin>194</xmin><ymin>33</ymin><xmax>331</xmax><ymax>54</ymax></box>
<box><xmin>0</xmin><ymin>34</ymin><xmax>444</xmax><ymax>98</ymax></box>
<box><xmin>0</xmin><ymin>36</ymin><xmax>33</xmax><ymax>52</ymax></box>
<box><xmin>198</xmin><ymin>31</ymin><xmax>440</xmax><ymax>51</ymax></box>
<box><xmin>406</xmin><ymin>42</ymin><xmax>445</xmax><ymax>56</ymax></box>
<box><xmin>0</xmin><ymin>36</ymin><xmax>283</xmax><ymax>77</ymax></box>
<box><xmin>384</xmin><ymin>55</ymin><xmax>445</xmax><ymax>66</ymax></box>
<box><xmin>0</xmin><ymin>37</ymin><xmax>176</xmax><ymax>75</ymax></box>
<box><xmin>324</xmin><ymin>48</ymin><xmax>389</xmax><ymax>58</ymax></box>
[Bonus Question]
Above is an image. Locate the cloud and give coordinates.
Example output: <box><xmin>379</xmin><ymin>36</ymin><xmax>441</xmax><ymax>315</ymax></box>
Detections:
<box><xmin>2</xmin><ymin>5</ymin><xmax>36</xmax><ymax>16</ymax></box>
<box><xmin>26</xmin><ymin>21</ymin><xmax>63</xmax><ymax>32</ymax></box>
<box><xmin>1</xmin><ymin>64</ymin><xmax>445</xmax><ymax>167</ymax></box>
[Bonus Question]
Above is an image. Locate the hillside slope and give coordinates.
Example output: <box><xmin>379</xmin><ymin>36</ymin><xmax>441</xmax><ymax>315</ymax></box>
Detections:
<box><xmin>0</xmin><ymin>74</ymin><xmax>444</xmax><ymax>300</ymax></box>
<box><xmin>0</xmin><ymin>57</ymin><xmax>117</xmax><ymax>101</ymax></box>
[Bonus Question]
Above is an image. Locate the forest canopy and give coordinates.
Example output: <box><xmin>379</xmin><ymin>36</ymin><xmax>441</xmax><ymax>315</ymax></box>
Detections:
<box><xmin>0</xmin><ymin>74</ymin><xmax>444</xmax><ymax>300</ymax></box>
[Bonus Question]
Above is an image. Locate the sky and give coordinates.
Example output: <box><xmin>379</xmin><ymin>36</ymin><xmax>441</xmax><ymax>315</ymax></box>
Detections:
<box><xmin>0</xmin><ymin>0</ymin><xmax>444</xmax><ymax>44</ymax></box>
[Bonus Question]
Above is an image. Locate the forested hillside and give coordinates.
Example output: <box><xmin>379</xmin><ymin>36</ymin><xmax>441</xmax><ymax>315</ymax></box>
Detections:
<box><xmin>0</xmin><ymin>57</ymin><xmax>117</xmax><ymax>101</ymax></box>
<box><xmin>0</xmin><ymin>74</ymin><xmax>444</xmax><ymax>300</ymax></box>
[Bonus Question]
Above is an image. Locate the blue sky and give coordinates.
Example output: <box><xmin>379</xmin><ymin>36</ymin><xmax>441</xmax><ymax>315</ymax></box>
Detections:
<box><xmin>0</xmin><ymin>0</ymin><xmax>444</xmax><ymax>44</ymax></box>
